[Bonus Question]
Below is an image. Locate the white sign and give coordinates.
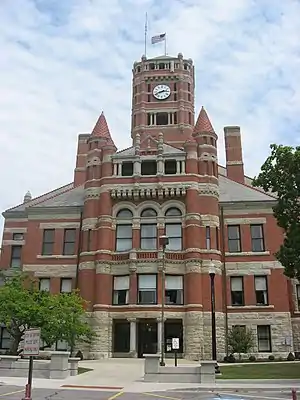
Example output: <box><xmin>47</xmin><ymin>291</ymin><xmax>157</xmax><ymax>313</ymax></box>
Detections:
<box><xmin>172</xmin><ymin>337</ymin><xmax>180</xmax><ymax>350</ymax></box>
<box><xmin>23</xmin><ymin>328</ymin><xmax>41</xmax><ymax>356</ymax></box>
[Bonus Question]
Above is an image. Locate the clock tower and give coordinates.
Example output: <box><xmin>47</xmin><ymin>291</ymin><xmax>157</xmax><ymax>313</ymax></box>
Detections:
<box><xmin>131</xmin><ymin>53</ymin><xmax>195</xmax><ymax>148</ymax></box>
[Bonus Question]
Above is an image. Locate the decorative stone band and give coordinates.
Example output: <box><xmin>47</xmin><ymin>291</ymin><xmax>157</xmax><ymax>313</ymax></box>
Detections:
<box><xmin>225</xmin><ymin>217</ymin><xmax>267</xmax><ymax>225</ymax></box>
<box><xmin>39</xmin><ymin>222</ymin><xmax>80</xmax><ymax>229</ymax></box>
<box><xmin>228</xmin><ymin>305</ymin><xmax>275</xmax><ymax>310</ymax></box>
<box><xmin>110</xmin><ymin>185</ymin><xmax>188</xmax><ymax>199</ymax></box>
<box><xmin>2</xmin><ymin>240</ymin><xmax>25</xmax><ymax>246</ymax></box>
<box><xmin>226</xmin><ymin>260</ymin><xmax>284</xmax><ymax>274</ymax></box>
<box><xmin>4</xmin><ymin>227</ymin><xmax>27</xmax><ymax>233</ymax></box>
<box><xmin>82</xmin><ymin>217</ymin><xmax>98</xmax><ymax>230</ymax></box>
<box><xmin>226</xmin><ymin>160</ymin><xmax>244</xmax><ymax>165</ymax></box>
<box><xmin>37</xmin><ymin>254</ymin><xmax>77</xmax><ymax>259</ymax></box>
<box><xmin>225</xmin><ymin>251</ymin><xmax>270</xmax><ymax>257</ymax></box>
<box><xmin>198</xmin><ymin>183</ymin><xmax>219</xmax><ymax>198</ymax></box>
<box><xmin>23</xmin><ymin>264</ymin><xmax>77</xmax><ymax>277</ymax></box>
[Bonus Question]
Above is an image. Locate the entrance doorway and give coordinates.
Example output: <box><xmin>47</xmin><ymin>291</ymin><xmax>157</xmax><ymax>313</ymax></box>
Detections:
<box><xmin>165</xmin><ymin>319</ymin><xmax>183</xmax><ymax>357</ymax></box>
<box><xmin>137</xmin><ymin>320</ymin><xmax>157</xmax><ymax>358</ymax></box>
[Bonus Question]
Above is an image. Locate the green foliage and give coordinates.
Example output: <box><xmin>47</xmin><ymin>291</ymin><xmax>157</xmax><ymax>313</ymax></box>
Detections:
<box><xmin>252</xmin><ymin>144</ymin><xmax>300</xmax><ymax>281</ymax></box>
<box><xmin>227</xmin><ymin>326</ymin><xmax>255</xmax><ymax>359</ymax></box>
<box><xmin>0</xmin><ymin>273</ymin><xmax>96</xmax><ymax>355</ymax></box>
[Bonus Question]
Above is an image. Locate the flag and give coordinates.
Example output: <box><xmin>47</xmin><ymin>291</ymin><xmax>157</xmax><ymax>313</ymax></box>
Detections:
<box><xmin>151</xmin><ymin>33</ymin><xmax>166</xmax><ymax>44</ymax></box>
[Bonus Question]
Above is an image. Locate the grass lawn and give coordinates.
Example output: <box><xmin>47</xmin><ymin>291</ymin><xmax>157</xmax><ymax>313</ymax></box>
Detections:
<box><xmin>78</xmin><ymin>367</ymin><xmax>93</xmax><ymax>375</ymax></box>
<box><xmin>218</xmin><ymin>362</ymin><xmax>300</xmax><ymax>379</ymax></box>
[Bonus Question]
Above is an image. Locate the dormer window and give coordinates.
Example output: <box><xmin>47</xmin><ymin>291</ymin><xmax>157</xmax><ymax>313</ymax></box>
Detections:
<box><xmin>165</xmin><ymin>160</ymin><xmax>177</xmax><ymax>175</ymax></box>
<box><xmin>141</xmin><ymin>160</ymin><xmax>157</xmax><ymax>175</ymax></box>
<box><xmin>121</xmin><ymin>162</ymin><xmax>133</xmax><ymax>176</ymax></box>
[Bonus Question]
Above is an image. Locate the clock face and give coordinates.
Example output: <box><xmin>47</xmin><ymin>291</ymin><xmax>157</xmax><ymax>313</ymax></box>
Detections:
<box><xmin>153</xmin><ymin>84</ymin><xmax>171</xmax><ymax>100</ymax></box>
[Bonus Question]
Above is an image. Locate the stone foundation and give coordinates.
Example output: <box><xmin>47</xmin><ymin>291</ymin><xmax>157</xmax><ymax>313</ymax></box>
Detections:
<box><xmin>83</xmin><ymin>310</ymin><xmax>296</xmax><ymax>360</ymax></box>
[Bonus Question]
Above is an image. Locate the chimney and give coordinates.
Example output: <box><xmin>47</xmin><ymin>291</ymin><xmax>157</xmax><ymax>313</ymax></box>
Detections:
<box><xmin>224</xmin><ymin>126</ymin><xmax>244</xmax><ymax>184</ymax></box>
<box><xmin>74</xmin><ymin>134</ymin><xmax>89</xmax><ymax>186</ymax></box>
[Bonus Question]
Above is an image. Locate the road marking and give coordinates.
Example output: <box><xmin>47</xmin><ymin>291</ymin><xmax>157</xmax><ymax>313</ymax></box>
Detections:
<box><xmin>218</xmin><ymin>392</ymin><xmax>287</xmax><ymax>400</ymax></box>
<box><xmin>0</xmin><ymin>389</ymin><xmax>24</xmax><ymax>397</ymax></box>
<box><xmin>142</xmin><ymin>393</ymin><xmax>181</xmax><ymax>400</ymax></box>
<box><xmin>107</xmin><ymin>391</ymin><xmax>124</xmax><ymax>400</ymax></box>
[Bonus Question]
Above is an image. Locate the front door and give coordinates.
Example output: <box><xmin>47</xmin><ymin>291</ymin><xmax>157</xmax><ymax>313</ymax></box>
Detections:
<box><xmin>137</xmin><ymin>320</ymin><xmax>157</xmax><ymax>358</ymax></box>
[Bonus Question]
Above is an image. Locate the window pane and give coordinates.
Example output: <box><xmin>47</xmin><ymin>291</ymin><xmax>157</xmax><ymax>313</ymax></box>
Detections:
<box><xmin>255</xmin><ymin>276</ymin><xmax>267</xmax><ymax>291</ymax></box>
<box><xmin>165</xmin><ymin>289</ymin><xmax>183</xmax><ymax>305</ymax></box>
<box><xmin>228</xmin><ymin>239</ymin><xmax>240</xmax><ymax>252</ymax></box>
<box><xmin>251</xmin><ymin>225</ymin><xmax>263</xmax><ymax>239</ymax></box>
<box><xmin>11</xmin><ymin>245</ymin><xmax>21</xmax><ymax>258</ymax></box>
<box><xmin>231</xmin><ymin>277</ymin><xmax>243</xmax><ymax>291</ymax></box>
<box><xmin>257</xmin><ymin>326</ymin><xmax>271</xmax><ymax>352</ymax></box>
<box><xmin>141</xmin><ymin>224</ymin><xmax>157</xmax><ymax>237</ymax></box>
<box><xmin>42</xmin><ymin>242</ymin><xmax>54</xmax><ymax>256</ymax></box>
<box><xmin>63</xmin><ymin>242</ymin><xmax>75</xmax><ymax>255</ymax></box>
<box><xmin>65</xmin><ymin>229</ymin><xmax>76</xmax><ymax>242</ymax></box>
<box><xmin>141</xmin><ymin>208</ymin><xmax>157</xmax><ymax>217</ymax></box>
<box><xmin>116</xmin><ymin>225</ymin><xmax>132</xmax><ymax>239</ymax></box>
<box><xmin>165</xmin><ymin>275</ymin><xmax>183</xmax><ymax>290</ymax></box>
<box><xmin>114</xmin><ymin>276</ymin><xmax>130</xmax><ymax>290</ymax></box>
<box><xmin>117</xmin><ymin>209</ymin><xmax>133</xmax><ymax>219</ymax></box>
<box><xmin>141</xmin><ymin>238</ymin><xmax>157</xmax><ymax>250</ymax></box>
<box><xmin>43</xmin><ymin>229</ymin><xmax>55</xmax><ymax>243</ymax></box>
<box><xmin>139</xmin><ymin>274</ymin><xmax>156</xmax><ymax>289</ymax></box>
<box><xmin>116</xmin><ymin>238</ymin><xmax>132</xmax><ymax>251</ymax></box>
<box><xmin>61</xmin><ymin>278</ymin><xmax>72</xmax><ymax>293</ymax></box>
<box><xmin>167</xmin><ymin>237</ymin><xmax>182</xmax><ymax>251</ymax></box>
<box><xmin>139</xmin><ymin>290</ymin><xmax>156</xmax><ymax>304</ymax></box>
<box><xmin>165</xmin><ymin>224</ymin><xmax>181</xmax><ymax>238</ymax></box>
<box><xmin>40</xmin><ymin>278</ymin><xmax>50</xmax><ymax>291</ymax></box>
<box><xmin>252</xmin><ymin>238</ymin><xmax>264</xmax><ymax>252</ymax></box>
<box><xmin>231</xmin><ymin>291</ymin><xmax>244</xmax><ymax>306</ymax></box>
<box><xmin>228</xmin><ymin>226</ymin><xmax>240</xmax><ymax>239</ymax></box>
<box><xmin>113</xmin><ymin>289</ymin><xmax>129</xmax><ymax>305</ymax></box>
<box><xmin>165</xmin><ymin>208</ymin><xmax>182</xmax><ymax>217</ymax></box>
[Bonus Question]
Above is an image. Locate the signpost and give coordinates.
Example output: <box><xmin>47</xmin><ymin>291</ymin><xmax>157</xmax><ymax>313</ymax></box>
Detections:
<box><xmin>22</xmin><ymin>328</ymin><xmax>41</xmax><ymax>400</ymax></box>
<box><xmin>171</xmin><ymin>337</ymin><xmax>179</xmax><ymax>367</ymax></box>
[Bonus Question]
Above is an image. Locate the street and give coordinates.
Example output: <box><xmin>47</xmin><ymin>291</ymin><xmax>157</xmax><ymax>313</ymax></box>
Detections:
<box><xmin>0</xmin><ymin>386</ymin><xmax>295</xmax><ymax>400</ymax></box>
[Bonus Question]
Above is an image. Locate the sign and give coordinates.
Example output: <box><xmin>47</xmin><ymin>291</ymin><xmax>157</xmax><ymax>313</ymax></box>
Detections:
<box><xmin>23</xmin><ymin>328</ymin><xmax>41</xmax><ymax>356</ymax></box>
<box><xmin>172</xmin><ymin>337</ymin><xmax>180</xmax><ymax>350</ymax></box>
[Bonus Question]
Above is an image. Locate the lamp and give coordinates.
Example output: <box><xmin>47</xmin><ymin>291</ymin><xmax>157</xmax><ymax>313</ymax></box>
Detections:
<box><xmin>159</xmin><ymin>235</ymin><xmax>169</xmax><ymax>366</ymax></box>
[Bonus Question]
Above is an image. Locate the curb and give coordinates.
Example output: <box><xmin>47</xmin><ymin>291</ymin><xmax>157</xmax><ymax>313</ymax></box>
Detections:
<box><xmin>173</xmin><ymin>386</ymin><xmax>300</xmax><ymax>392</ymax></box>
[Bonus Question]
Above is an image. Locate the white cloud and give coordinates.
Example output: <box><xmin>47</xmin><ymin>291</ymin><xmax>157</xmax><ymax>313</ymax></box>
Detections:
<box><xmin>0</xmin><ymin>0</ymin><xmax>300</xmax><ymax>233</ymax></box>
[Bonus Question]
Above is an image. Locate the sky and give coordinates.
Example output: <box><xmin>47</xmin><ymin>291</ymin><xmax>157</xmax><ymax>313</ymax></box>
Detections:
<box><xmin>0</xmin><ymin>0</ymin><xmax>300</xmax><ymax>232</ymax></box>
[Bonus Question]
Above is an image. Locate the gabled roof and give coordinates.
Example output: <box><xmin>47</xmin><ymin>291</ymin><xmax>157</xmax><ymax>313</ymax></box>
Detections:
<box><xmin>3</xmin><ymin>171</ymin><xmax>276</xmax><ymax>216</ymax></box>
<box><xmin>114</xmin><ymin>139</ymin><xmax>184</xmax><ymax>158</ymax></box>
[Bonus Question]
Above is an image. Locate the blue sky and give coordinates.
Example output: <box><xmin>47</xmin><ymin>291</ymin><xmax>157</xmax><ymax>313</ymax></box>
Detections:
<box><xmin>0</xmin><ymin>0</ymin><xmax>300</xmax><ymax>232</ymax></box>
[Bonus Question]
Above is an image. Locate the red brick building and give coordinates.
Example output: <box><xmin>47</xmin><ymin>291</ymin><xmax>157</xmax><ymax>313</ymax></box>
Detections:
<box><xmin>1</xmin><ymin>53</ymin><xmax>300</xmax><ymax>360</ymax></box>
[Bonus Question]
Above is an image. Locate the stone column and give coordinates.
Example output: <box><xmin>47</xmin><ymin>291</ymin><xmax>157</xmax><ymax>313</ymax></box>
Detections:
<box><xmin>128</xmin><ymin>318</ymin><xmax>137</xmax><ymax>357</ymax></box>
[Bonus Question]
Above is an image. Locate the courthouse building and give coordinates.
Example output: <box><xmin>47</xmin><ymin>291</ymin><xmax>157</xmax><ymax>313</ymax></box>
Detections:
<box><xmin>1</xmin><ymin>53</ymin><xmax>300</xmax><ymax>360</ymax></box>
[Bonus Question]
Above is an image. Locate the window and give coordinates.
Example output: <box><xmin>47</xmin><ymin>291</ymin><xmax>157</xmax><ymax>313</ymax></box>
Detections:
<box><xmin>86</xmin><ymin>229</ymin><xmax>92</xmax><ymax>252</ymax></box>
<box><xmin>227</xmin><ymin>225</ymin><xmax>241</xmax><ymax>252</ymax></box>
<box><xmin>116</xmin><ymin>209</ymin><xmax>133</xmax><ymax>252</ymax></box>
<box><xmin>138</xmin><ymin>274</ymin><xmax>156</xmax><ymax>304</ymax></box>
<box><xmin>188</xmin><ymin>112</ymin><xmax>192</xmax><ymax>125</ymax></box>
<box><xmin>121</xmin><ymin>162</ymin><xmax>133</xmax><ymax>176</ymax></box>
<box><xmin>113</xmin><ymin>276</ymin><xmax>129</xmax><ymax>305</ymax></box>
<box><xmin>230</xmin><ymin>276</ymin><xmax>244</xmax><ymax>306</ymax></box>
<box><xmin>257</xmin><ymin>325</ymin><xmax>271</xmax><ymax>352</ymax></box>
<box><xmin>42</xmin><ymin>229</ymin><xmax>55</xmax><ymax>256</ymax></box>
<box><xmin>147</xmin><ymin>83</ymin><xmax>151</xmax><ymax>92</ymax></box>
<box><xmin>174</xmin><ymin>83</ymin><xmax>177</xmax><ymax>91</ymax></box>
<box><xmin>297</xmin><ymin>285</ymin><xmax>300</xmax><ymax>309</ymax></box>
<box><xmin>63</xmin><ymin>229</ymin><xmax>76</xmax><ymax>255</ymax></box>
<box><xmin>13</xmin><ymin>233</ymin><xmax>24</xmax><ymax>241</ymax></box>
<box><xmin>140</xmin><ymin>208</ymin><xmax>157</xmax><ymax>250</ymax></box>
<box><xmin>141</xmin><ymin>160</ymin><xmax>157</xmax><ymax>175</ymax></box>
<box><xmin>165</xmin><ymin>224</ymin><xmax>182</xmax><ymax>250</ymax></box>
<box><xmin>165</xmin><ymin>160</ymin><xmax>177</xmax><ymax>174</ymax></box>
<box><xmin>10</xmin><ymin>245</ymin><xmax>22</xmax><ymax>268</ymax></box>
<box><xmin>156</xmin><ymin>112</ymin><xmax>168</xmax><ymax>125</ymax></box>
<box><xmin>251</xmin><ymin>224</ymin><xmax>265</xmax><ymax>252</ymax></box>
<box><xmin>188</xmin><ymin>83</ymin><xmax>191</xmax><ymax>92</ymax></box>
<box><xmin>216</xmin><ymin>227</ymin><xmax>219</xmax><ymax>250</ymax></box>
<box><xmin>61</xmin><ymin>278</ymin><xmax>72</xmax><ymax>293</ymax></box>
<box><xmin>206</xmin><ymin>227</ymin><xmax>211</xmax><ymax>250</ymax></box>
<box><xmin>39</xmin><ymin>278</ymin><xmax>50</xmax><ymax>292</ymax></box>
<box><xmin>0</xmin><ymin>327</ymin><xmax>11</xmax><ymax>350</ymax></box>
<box><xmin>165</xmin><ymin>275</ymin><xmax>183</xmax><ymax>305</ymax></box>
<box><xmin>255</xmin><ymin>276</ymin><xmax>268</xmax><ymax>305</ymax></box>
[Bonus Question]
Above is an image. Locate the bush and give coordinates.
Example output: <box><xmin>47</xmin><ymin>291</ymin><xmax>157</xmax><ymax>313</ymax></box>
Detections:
<box><xmin>287</xmin><ymin>352</ymin><xmax>295</xmax><ymax>361</ymax></box>
<box><xmin>268</xmin><ymin>354</ymin><xmax>275</xmax><ymax>361</ymax></box>
<box><xmin>249</xmin><ymin>355</ymin><xmax>256</xmax><ymax>362</ymax></box>
<box><xmin>227</xmin><ymin>326</ymin><xmax>255</xmax><ymax>361</ymax></box>
<box><xmin>75</xmin><ymin>350</ymin><xmax>84</xmax><ymax>360</ymax></box>
<box><xmin>224</xmin><ymin>354</ymin><xmax>236</xmax><ymax>363</ymax></box>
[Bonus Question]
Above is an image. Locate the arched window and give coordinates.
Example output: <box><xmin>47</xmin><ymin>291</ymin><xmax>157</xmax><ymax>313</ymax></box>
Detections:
<box><xmin>165</xmin><ymin>207</ymin><xmax>182</xmax><ymax>251</ymax></box>
<box><xmin>140</xmin><ymin>208</ymin><xmax>157</xmax><ymax>250</ymax></box>
<box><xmin>115</xmin><ymin>209</ymin><xmax>133</xmax><ymax>252</ymax></box>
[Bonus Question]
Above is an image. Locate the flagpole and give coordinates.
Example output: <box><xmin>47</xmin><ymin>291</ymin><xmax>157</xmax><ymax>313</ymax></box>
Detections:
<box><xmin>164</xmin><ymin>33</ymin><xmax>167</xmax><ymax>55</ymax></box>
<box><xmin>144</xmin><ymin>12</ymin><xmax>148</xmax><ymax>56</ymax></box>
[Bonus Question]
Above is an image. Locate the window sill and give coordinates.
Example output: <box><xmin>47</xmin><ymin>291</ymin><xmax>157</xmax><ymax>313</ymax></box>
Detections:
<box><xmin>294</xmin><ymin>311</ymin><xmax>300</xmax><ymax>315</ymax></box>
<box><xmin>37</xmin><ymin>255</ymin><xmax>77</xmax><ymax>259</ymax></box>
<box><xmin>228</xmin><ymin>305</ymin><xmax>275</xmax><ymax>310</ymax></box>
<box><xmin>225</xmin><ymin>251</ymin><xmax>270</xmax><ymax>256</ymax></box>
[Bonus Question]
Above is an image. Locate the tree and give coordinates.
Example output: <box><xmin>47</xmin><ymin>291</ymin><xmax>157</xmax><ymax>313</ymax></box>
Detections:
<box><xmin>227</xmin><ymin>326</ymin><xmax>255</xmax><ymax>360</ymax></box>
<box><xmin>0</xmin><ymin>273</ymin><xmax>96</xmax><ymax>355</ymax></box>
<box><xmin>252</xmin><ymin>144</ymin><xmax>300</xmax><ymax>281</ymax></box>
